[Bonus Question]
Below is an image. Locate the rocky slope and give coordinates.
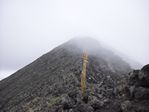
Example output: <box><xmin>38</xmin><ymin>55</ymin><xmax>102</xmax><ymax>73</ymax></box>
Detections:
<box><xmin>121</xmin><ymin>64</ymin><xmax>149</xmax><ymax>112</ymax></box>
<box><xmin>0</xmin><ymin>38</ymin><xmax>148</xmax><ymax>112</ymax></box>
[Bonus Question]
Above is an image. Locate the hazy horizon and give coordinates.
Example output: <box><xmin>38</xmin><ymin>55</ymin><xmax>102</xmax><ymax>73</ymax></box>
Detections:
<box><xmin>1</xmin><ymin>0</ymin><xmax>149</xmax><ymax>80</ymax></box>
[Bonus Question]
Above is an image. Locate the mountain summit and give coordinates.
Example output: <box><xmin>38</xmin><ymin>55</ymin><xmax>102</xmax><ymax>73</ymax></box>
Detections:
<box><xmin>0</xmin><ymin>38</ymin><xmax>148</xmax><ymax>112</ymax></box>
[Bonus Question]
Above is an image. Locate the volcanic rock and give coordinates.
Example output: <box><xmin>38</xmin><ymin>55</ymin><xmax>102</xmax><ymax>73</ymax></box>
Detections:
<box><xmin>0</xmin><ymin>38</ymin><xmax>148</xmax><ymax>112</ymax></box>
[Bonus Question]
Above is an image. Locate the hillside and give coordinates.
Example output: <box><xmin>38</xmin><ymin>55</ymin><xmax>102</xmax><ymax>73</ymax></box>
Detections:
<box><xmin>0</xmin><ymin>38</ymin><xmax>148</xmax><ymax>112</ymax></box>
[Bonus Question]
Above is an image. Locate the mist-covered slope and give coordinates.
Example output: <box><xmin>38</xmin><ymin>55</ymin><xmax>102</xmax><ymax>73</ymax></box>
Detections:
<box><xmin>1</xmin><ymin>38</ymin><xmax>148</xmax><ymax>112</ymax></box>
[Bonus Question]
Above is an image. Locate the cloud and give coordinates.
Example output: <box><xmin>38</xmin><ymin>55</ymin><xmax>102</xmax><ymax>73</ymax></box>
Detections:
<box><xmin>0</xmin><ymin>0</ymin><xmax>149</xmax><ymax>79</ymax></box>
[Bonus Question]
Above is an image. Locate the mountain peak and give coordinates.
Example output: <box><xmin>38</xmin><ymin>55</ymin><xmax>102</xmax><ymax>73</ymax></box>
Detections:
<box><xmin>61</xmin><ymin>37</ymin><xmax>105</xmax><ymax>57</ymax></box>
<box><xmin>0</xmin><ymin>38</ymin><xmax>135</xmax><ymax>112</ymax></box>
<box><xmin>67</xmin><ymin>37</ymin><xmax>101</xmax><ymax>50</ymax></box>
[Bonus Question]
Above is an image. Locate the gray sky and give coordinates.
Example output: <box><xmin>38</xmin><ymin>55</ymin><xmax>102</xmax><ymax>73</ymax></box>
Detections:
<box><xmin>0</xmin><ymin>0</ymin><xmax>149</xmax><ymax>80</ymax></box>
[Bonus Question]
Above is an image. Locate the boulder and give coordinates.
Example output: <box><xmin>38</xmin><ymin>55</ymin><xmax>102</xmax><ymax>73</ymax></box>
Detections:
<box><xmin>134</xmin><ymin>87</ymin><xmax>149</xmax><ymax>100</ymax></box>
<box><xmin>121</xmin><ymin>100</ymin><xmax>132</xmax><ymax>112</ymax></box>
<box><xmin>139</xmin><ymin>64</ymin><xmax>149</xmax><ymax>87</ymax></box>
<box><xmin>128</xmin><ymin>70</ymin><xmax>140</xmax><ymax>86</ymax></box>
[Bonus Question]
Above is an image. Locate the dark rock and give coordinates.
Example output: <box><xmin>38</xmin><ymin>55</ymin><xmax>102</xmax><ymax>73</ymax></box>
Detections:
<box><xmin>121</xmin><ymin>100</ymin><xmax>133</xmax><ymax>112</ymax></box>
<box><xmin>75</xmin><ymin>103</ymin><xmax>94</xmax><ymax>112</ymax></box>
<box><xmin>134</xmin><ymin>87</ymin><xmax>149</xmax><ymax>100</ymax></box>
<box><xmin>128</xmin><ymin>70</ymin><xmax>140</xmax><ymax>86</ymax></box>
<box><xmin>61</xmin><ymin>94</ymin><xmax>74</xmax><ymax>109</ymax></box>
<box><xmin>89</xmin><ymin>96</ymin><xmax>104</xmax><ymax>110</ymax></box>
<box><xmin>124</xmin><ymin>65</ymin><xmax>149</xmax><ymax>112</ymax></box>
<box><xmin>141</xmin><ymin>64</ymin><xmax>149</xmax><ymax>72</ymax></box>
<box><xmin>139</xmin><ymin>64</ymin><xmax>149</xmax><ymax>87</ymax></box>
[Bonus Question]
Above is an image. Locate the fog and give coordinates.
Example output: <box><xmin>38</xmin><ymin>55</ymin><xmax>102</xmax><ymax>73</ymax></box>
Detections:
<box><xmin>0</xmin><ymin>0</ymin><xmax>149</xmax><ymax>80</ymax></box>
